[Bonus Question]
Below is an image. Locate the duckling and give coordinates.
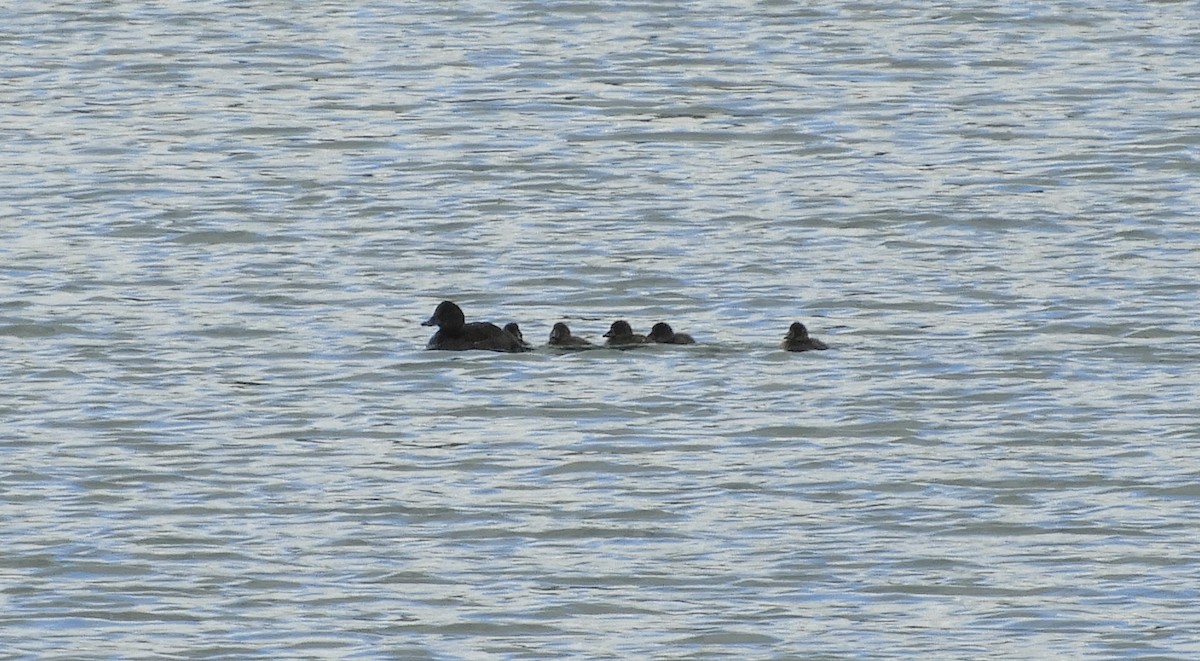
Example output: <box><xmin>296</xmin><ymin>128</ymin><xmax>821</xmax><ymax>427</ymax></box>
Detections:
<box><xmin>503</xmin><ymin>322</ymin><xmax>533</xmax><ymax>350</ymax></box>
<box><xmin>781</xmin><ymin>321</ymin><xmax>828</xmax><ymax>352</ymax></box>
<box><xmin>602</xmin><ymin>320</ymin><xmax>649</xmax><ymax>346</ymax></box>
<box><xmin>646</xmin><ymin>322</ymin><xmax>695</xmax><ymax>345</ymax></box>
<box><xmin>548</xmin><ymin>322</ymin><xmax>593</xmax><ymax>348</ymax></box>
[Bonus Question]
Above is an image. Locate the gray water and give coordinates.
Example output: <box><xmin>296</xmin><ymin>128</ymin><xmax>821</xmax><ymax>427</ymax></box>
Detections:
<box><xmin>3</xmin><ymin>1</ymin><xmax>1200</xmax><ymax>658</ymax></box>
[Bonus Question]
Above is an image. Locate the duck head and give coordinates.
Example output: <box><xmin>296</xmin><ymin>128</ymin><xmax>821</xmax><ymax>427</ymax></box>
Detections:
<box><xmin>422</xmin><ymin>300</ymin><xmax>466</xmax><ymax>331</ymax></box>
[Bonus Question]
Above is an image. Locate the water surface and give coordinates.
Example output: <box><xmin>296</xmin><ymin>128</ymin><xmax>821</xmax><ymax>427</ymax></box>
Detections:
<box><xmin>3</xmin><ymin>1</ymin><xmax>1200</xmax><ymax>658</ymax></box>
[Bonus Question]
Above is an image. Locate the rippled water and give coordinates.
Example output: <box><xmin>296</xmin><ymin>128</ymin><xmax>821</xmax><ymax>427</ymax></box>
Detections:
<box><xmin>4</xmin><ymin>1</ymin><xmax>1200</xmax><ymax>658</ymax></box>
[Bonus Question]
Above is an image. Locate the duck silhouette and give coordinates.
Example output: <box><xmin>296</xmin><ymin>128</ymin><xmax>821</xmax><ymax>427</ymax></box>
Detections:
<box><xmin>646</xmin><ymin>322</ymin><xmax>695</xmax><ymax>345</ymax></box>
<box><xmin>421</xmin><ymin>301</ymin><xmax>529</xmax><ymax>352</ymax></box>
<box><xmin>503</xmin><ymin>322</ymin><xmax>534</xmax><ymax>350</ymax></box>
<box><xmin>602</xmin><ymin>320</ymin><xmax>649</xmax><ymax>346</ymax></box>
<box><xmin>548</xmin><ymin>322</ymin><xmax>593</xmax><ymax>348</ymax></box>
<box><xmin>781</xmin><ymin>321</ymin><xmax>828</xmax><ymax>352</ymax></box>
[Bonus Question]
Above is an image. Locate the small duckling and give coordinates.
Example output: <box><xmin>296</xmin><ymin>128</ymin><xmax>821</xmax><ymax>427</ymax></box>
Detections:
<box><xmin>548</xmin><ymin>322</ymin><xmax>593</xmax><ymax>348</ymax></box>
<box><xmin>503</xmin><ymin>322</ymin><xmax>533</xmax><ymax>350</ymax></box>
<box><xmin>603</xmin><ymin>320</ymin><xmax>649</xmax><ymax>346</ymax></box>
<box><xmin>646</xmin><ymin>322</ymin><xmax>695</xmax><ymax>345</ymax></box>
<box><xmin>781</xmin><ymin>321</ymin><xmax>828</xmax><ymax>352</ymax></box>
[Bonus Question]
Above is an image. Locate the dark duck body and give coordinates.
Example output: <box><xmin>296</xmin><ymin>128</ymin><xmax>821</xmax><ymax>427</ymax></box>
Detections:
<box><xmin>603</xmin><ymin>320</ymin><xmax>649</xmax><ymax>346</ymax></box>
<box><xmin>646</xmin><ymin>322</ymin><xmax>695</xmax><ymax>345</ymax></box>
<box><xmin>422</xmin><ymin>301</ymin><xmax>529</xmax><ymax>352</ymax></box>
<box><xmin>781</xmin><ymin>321</ymin><xmax>828</xmax><ymax>352</ymax></box>
<box><xmin>548</xmin><ymin>322</ymin><xmax>593</xmax><ymax>348</ymax></box>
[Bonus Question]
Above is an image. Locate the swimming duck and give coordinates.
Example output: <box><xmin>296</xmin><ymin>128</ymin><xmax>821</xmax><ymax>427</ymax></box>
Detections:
<box><xmin>421</xmin><ymin>300</ymin><xmax>529</xmax><ymax>352</ymax></box>
<box><xmin>603</xmin><ymin>320</ymin><xmax>649</xmax><ymax>346</ymax></box>
<box><xmin>781</xmin><ymin>321</ymin><xmax>828</xmax><ymax>352</ymax></box>
<box><xmin>503</xmin><ymin>322</ymin><xmax>533</xmax><ymax>350</ymax></box>
<box><xmin>646</xmin><ymin>322</ymin><xmax>695</xmax><ymax>345</ymax></box>
<box><xmin>548</xmin><ymin>322</ymin><xmax>593</xmax><ymax>348</ymax></box>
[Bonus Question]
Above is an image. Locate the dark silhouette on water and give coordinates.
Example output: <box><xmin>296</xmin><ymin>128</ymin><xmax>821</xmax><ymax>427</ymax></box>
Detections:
<box><xmin>781</xmin><ymin>322</ymin><xmax>828</xmax><ymax>352</ymax></box>
<box><xmin>421</xmin><ymin>301</ymin><xmax>529</xmax><ymax>352</ymax></box>
<box><xmin>603</xmin><ymin>320</ymin><xmax>649</xmax><ymax>346</ymax></box>
<box><xmin>646</xmin><ymin>322</ymin><xmax>695</xmax><ymax>345</ymax></box>
<box><xmin>503</xmin><ymin>322</ymin><xmax>533</xmax><ymax>350</ymax></box>
<box><xmin>549</xmin><ymin>322</ymin><xmax>593</xmax><ymax>348</ymax></box>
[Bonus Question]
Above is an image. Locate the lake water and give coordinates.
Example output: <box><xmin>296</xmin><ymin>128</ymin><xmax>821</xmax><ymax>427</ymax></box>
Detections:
<box><xmin>3</xmin><ymin>1</ymin><xmax>1200</xmax><ymax>658</ymax></box>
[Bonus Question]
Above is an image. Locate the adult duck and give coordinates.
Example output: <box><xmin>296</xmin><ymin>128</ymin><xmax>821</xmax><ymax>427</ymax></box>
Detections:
<box><xmin>422</xmin><ymin>301</ymin><xmax>529</xmax><ymax>352</ymax></box>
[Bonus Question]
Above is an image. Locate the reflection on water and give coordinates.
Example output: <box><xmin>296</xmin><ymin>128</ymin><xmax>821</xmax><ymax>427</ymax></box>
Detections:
<box><xmin>3</xmin><ymin>1</ymin><xmax>1200</xmax><ymax>658</ymax></box>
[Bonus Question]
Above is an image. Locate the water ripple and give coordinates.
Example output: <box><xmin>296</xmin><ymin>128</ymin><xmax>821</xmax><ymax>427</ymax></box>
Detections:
<box><xmin>4</xmin><ymin>1</ymin><xmax>1200</xmax><ymax>658</ymax></box>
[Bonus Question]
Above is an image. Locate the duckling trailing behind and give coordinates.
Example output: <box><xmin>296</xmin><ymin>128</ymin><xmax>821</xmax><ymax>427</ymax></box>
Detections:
<box><xmin>646</xmin><ymin>322</ymin><xmax>695</xmax><ymax>345</ymax></box>
<box><xmin>548</xmin><ymin>322</ymin><xmax>593</xmax><ymax>348</ymax></box>
<box><xmin>603</xmin><ymin>320</ymin><xmax>650</xmax><ymax>346</ymax></box>
<box><xmin>781</xmin><ymin>321</ymin><xmax>828</xmax><ymax>352</ymax></box>
<box><xmin>503</xmin><ymin>322</ymin><xmax>534</xmax><ymax>350</ymax></box>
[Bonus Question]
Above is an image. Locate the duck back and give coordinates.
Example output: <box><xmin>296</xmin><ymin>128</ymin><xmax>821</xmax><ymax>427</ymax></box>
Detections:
<box><xmin>428</xmin><ymin>321</ymin><xmax>528</xmax><ymax>352</ymax></box>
